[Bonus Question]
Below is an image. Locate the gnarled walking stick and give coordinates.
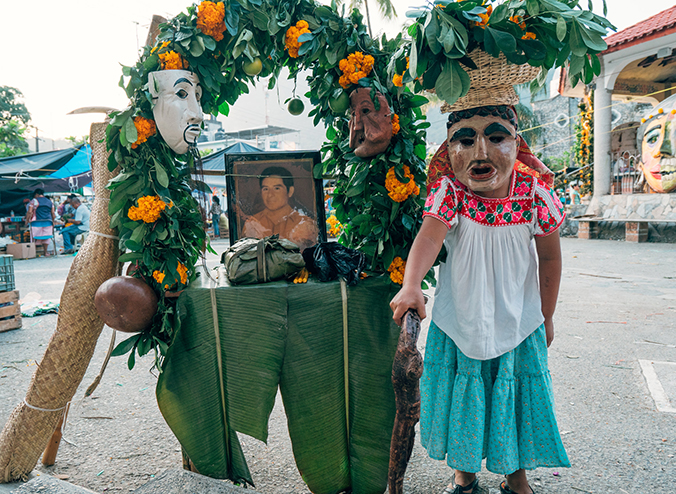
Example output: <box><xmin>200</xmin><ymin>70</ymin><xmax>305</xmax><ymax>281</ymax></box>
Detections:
<box><xmin>388</xmin><ymin>310</ymin><xmax>423</xmax><ymax>494</ymax></box>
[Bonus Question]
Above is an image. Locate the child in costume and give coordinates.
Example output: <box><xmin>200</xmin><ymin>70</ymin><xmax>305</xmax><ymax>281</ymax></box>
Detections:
<box><xmin>390</xmin><ymin>104</ymin><xmax>569</xmax><ymax>494</ymax></box>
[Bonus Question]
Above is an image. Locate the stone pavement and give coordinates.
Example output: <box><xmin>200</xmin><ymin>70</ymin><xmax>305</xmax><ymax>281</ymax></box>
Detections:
<box><xmin>0</xmin><ymin>237</ymin><xmax>675</xmax><ymax>493</ymax></box>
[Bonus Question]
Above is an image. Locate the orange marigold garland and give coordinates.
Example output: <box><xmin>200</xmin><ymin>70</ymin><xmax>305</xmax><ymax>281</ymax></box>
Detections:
<box><xmin>176</xmin><ymin>262</ymin><xmax>188</xmax><ymax>285</ymax></box>
<box><xmin>388</xmin><ymin>257</ymin><xmax>406</xmax><ymax>285</ymax></box>
<box><xmin>285</xmin><ymin>20</ymin><xmax>311</xmax><ymax>58</ymax></box>
<box><xmin>196</xmin><ymin>1</ymin><xmax>226</xmax><ymax>41</ymax></box>
<box><xmin>159</xmin><ymin>51</ymin><xmax>189</xmax><ymax>70</ymax></box>
<box><xmin>151</xmin><ymin>41</ymin><xmax>170</xmax><ymax>55</ymax></box>
<box><xmin>127</xmin><ymin>195</ymin><xmax>168</xmax><ymax>223</ymax></box>
<box><xmin>338</xmin><ymin>52</ymin><xmax>375</xmax><ymax>89</ymax></box>
<box><xmin>385</xmin><ymin>165</ymin><xmax>419</xmax><ymax>202</ymax></box>
<box><xmin>326</xmin><ymin>215</ymin><xmax>343</xmax><ymax>237</ymax></box>
<box><xmin>391</xmin><ymin>113</ymin><xmax>400</xmax><ymax>135</ymax></box>
<box><xmin>152</xmin><ymin>270</ymin><xmax>166</xmax><ymax>284</ymax></box>
<box><xmin>131</xmin><ymin>117</ymin><xmax>156</xmax><ymax>149</ymax></box>
<box><xmin>471</xmin><ymin>5</ymin><xmax>492</xmax><ymax>29</ymax></box>
<box><xmin>392</xmin><ymin>57</ymin><xmax>409</xmax><ymax>87</ymax></box>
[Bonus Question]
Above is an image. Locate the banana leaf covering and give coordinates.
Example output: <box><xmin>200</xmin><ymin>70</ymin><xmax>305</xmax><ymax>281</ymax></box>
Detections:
<box><xmin>156</xmin><ymin>268</ymin><xmax>401</xmax><ymax>493</ymax></box>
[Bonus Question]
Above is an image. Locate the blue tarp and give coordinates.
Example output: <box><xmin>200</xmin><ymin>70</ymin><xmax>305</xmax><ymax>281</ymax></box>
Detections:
<box><xmin>0</xmin><ymin>145</ymin><xmax>92</xmax><ymax>195</ymax></box>
<box><xmin>48</xmin><ymin>145</ymin><xmax>91</xmax><ymax>178</ymax></box>
<box><xmin>0</xmin><ymin>147</ymin><xmax>83</xmax><ymax>177</ymax></box>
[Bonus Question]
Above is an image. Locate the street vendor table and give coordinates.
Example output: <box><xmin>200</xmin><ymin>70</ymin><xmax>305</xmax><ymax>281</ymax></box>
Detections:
<box><xmin>156</xmin><ymin>268</ymin><xmax>401</xmax><ymax>493</ymax></box>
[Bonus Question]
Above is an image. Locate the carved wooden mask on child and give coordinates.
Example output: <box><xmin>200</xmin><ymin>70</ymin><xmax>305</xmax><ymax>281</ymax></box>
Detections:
<box><xmin>348</xmin><ymin>88</ymin><xmax>393</xmax><ymax>158</ymax></box>
<box><xmin>148</xmin><ymin>70</ymin><xmax>203</xmax><ymax>155</ymax></box>
<box><xmin>446</xmin><ymin>112</ymin><xmax>519</xmax><ymax>198</ymax></box>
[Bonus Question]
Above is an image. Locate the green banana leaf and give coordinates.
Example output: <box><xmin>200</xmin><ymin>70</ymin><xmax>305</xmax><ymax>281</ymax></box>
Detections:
<box><xmin>156</xmin><ymin>270</ymin><xmax>401</xmax><ymax>492</ymax></box>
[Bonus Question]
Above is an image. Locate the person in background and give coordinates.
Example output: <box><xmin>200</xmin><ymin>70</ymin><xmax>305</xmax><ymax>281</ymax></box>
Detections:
<box><xmin>61</xmin><ymin>197</ymin><xmax>90</xmax><ymax>254</ymax></box>
<box><xmin>25</xmin><ymin>188</ymin><xmax>56</xmax><ymax>256</ymax></box>
<box><xmin>209</xmin><ymin>195</ymin><xmax>222</xmax><ymax>238</ymax></box>
<box><xmin>57</xmin><ymin>194</ymin><xmax>77</xmax><ymax>222</ymax></box>
<box><xmin>569</xmin><ymin>183</ymin><xmax>581</xmax><ymax>205</ymax></box>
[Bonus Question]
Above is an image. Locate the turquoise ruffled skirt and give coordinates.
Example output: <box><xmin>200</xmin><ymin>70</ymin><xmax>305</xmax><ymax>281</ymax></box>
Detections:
<box><xmin>420</xmin><ymin>322</ymin><xmax>570</xmax><ymax>475</ymax></box>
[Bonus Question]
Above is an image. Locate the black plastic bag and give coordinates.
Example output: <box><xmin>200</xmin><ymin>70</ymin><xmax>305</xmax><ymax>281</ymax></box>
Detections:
<box><xmin>302</xmin><ymin>242</ymin><xmax>366</xmax><ymax>286</ymax></box>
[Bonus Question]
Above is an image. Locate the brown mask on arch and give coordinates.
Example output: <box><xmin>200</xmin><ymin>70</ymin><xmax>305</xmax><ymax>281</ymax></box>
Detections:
<box><xmin>348</xmin><ymin>88</ymin><xmax>393</xmax><ymax>158</ymax></box>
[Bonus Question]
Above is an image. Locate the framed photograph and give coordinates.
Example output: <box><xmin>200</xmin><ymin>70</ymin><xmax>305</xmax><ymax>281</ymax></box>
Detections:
<box><xmin>225</xmin><ymin>151</ymin><xmax>326</xmax><ymax>250</ymax></box>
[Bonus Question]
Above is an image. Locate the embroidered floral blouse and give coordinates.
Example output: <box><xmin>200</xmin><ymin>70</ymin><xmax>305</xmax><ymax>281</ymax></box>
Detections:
<box><xmin>423</xmin><ymin>164</ymin><xmax>565</xmax><ymax>360</ymax></box>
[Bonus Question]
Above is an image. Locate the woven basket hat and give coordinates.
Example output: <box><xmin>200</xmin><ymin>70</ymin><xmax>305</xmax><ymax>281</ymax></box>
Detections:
<box><xmin>440</xmin><ymin>49</ymin><xmax>541</xmax><ymax>113</ymax></box>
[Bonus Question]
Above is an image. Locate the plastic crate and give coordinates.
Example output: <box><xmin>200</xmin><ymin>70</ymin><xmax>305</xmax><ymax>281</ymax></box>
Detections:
<box><xmin>0</xmin><ymin>255</ymin><xmax>15</xmax><ymax>292</ymax></box>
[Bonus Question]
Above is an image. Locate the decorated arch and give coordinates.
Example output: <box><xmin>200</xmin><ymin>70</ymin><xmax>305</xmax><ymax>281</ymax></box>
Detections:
<box><xmin>108</xmin><ymin>0</ymin><xmax>612</xmax><ymax>367</ymax></box>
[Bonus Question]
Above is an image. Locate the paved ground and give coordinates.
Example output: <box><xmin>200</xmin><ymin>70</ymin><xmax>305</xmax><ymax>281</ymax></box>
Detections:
<box><xmin>1</xmin><ymin>237</ymin><xmax>675</xmax><ymax>493</ymax></box>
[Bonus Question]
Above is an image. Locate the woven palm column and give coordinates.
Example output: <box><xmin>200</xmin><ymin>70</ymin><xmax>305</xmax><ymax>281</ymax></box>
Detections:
<box><xmin>0</xmin><ymin>121</ymin><xmax>120</xmax><ymax>482</ymax></box>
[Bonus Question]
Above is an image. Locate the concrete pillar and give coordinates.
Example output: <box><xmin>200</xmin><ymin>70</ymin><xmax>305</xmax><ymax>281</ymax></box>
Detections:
<box><xmin>593</xmin><ymin>86</ymin><xmax>613</xmax><ymax>196</ymax></box>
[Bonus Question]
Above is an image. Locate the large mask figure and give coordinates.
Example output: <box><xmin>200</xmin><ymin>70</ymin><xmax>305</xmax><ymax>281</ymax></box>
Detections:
<box><xmin>637</xmin><ymin>93</ymin><xmax>676</xmax><ymax>194</ymax></box>
<box><xmin>446</xmin><ymin>108</ymin><xmax>519</xmax><ymax>198</ymax></box>
<box><xmin>148</xmin><ymin>70</ymin><xmax>203</xmax><ymax>155</ymax></box>
<box><xmin>348</xmin><ymin>88</ymin><xmax>393</xmax><ymax>158</ymax></box>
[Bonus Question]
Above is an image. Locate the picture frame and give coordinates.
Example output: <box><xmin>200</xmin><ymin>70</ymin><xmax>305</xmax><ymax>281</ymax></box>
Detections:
<box><xmin>224</xmin><ymin>151</ymin><xmax>327</xmax><ymax>250</ymax></box>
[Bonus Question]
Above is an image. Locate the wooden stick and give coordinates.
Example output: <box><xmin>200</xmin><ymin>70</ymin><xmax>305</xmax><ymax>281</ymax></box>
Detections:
<box><xmin>388</xmin><ymin>310</ymin><xmax>423</xmax><ymax>494</ymax></box>
<box><xmin>41</xmin><ymin>416</ymin><xmax>63</xmax><ymax>466</ymax></box>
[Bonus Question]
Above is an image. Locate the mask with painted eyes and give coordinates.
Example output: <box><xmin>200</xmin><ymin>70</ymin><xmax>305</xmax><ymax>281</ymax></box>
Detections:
<box><xmin>446</xmin><ymin>114</ymin><xmax>518</xmax><ymax>198</ymax></box>
<box><xmin>348</xmin><ymin>88</ymin><xmax>393</xmax><ymax>158</ymax></box>
<box><xmin>148</xmin><ymin>70</ymin><xmax>203</xmax><ymax>155</ymax></box>
<box><xmin>637</xmin><ymin>94</ymin><xmax>676</xmax><ymax>193</ymax></box>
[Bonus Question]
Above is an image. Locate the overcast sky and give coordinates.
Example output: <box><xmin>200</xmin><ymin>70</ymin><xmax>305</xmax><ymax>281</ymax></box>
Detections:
<box><xmin>3</xmin><ymin>0</ymin><xmax>674</xmax><ymax>144</ymax></box>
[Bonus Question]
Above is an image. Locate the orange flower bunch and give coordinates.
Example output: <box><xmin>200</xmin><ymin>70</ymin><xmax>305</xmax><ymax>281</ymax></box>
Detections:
<box><xmin>471</xmin><ymin>5</ymin><xmax>492</xmax><ymax>29</ymax></box>
<box><xmin>385</xmin><ymin>165</ymin><xmax>419</xmax><ymax>203</ymax></box>
<box><xmin>152</xmin><ymin>270</ymin><xmax>166</xmax><ymax>284</ymax></box>
<box><xmin>338</xmin><ymin>52</ymin><xmax>375</xmax><ymax>89</ymax></box>
<box><xmin>391</xmin><ymin>113</ymin><xmax>400</xmax><ymax>135</ymax></box>
<box><xmin>388</xmin><ymin>257</ymin><xmax>406</xmax><ymax>285</ymax></box>
<box><xmin>159</xmin><ymin>51</ymin><xmax>189</xmax><ymax>70</ymax></box>
<box><xmin>522</xmin><ymin>32</ymin><xmax>536</xmax><ymax>40</ymax></box>
<box><xmin>196</xmin><ymin>1</ymin><xmax>226</xmax><ymax>41</ymax></box>
<box><xmin>392</xmin><ymin>57</ymin><xmax>410</xmax><ymax>87</ymax></box>
<box><xmin>131</xmin><ymin>116</ymin><xmax>156</xmax><ymax>149</ymax></box>
<box><xmin>326</xmin><ymin>215</ymin><xmax>342</xmax><ymax>237</ymax></box>
<box><xmin>128</xmin><ymin>195</ymin><xmax>168</xmax><ymax>223</ymax></box>
<box><xmin>509</xmin><ymin>15</ymin><xmax>526</xmax><ymax>30</ymax></box>
<box><xmin>285</xmin><ymin>20</ymin><xmax>311</xmax><ymax>58</ymax></box>
<box><xmin>176</xmin><ymin>262</ymin><xmax>188</xmax><ymax>285</ymax></box>
<box><xmin>151</xmin><ymin>41</ymin><xmax>170</xmax><ymax>55</ymax></box>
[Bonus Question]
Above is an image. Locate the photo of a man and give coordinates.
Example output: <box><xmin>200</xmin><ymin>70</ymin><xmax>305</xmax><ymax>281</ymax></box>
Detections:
<box><xmin>228</xmin><ymin>156</ymin><xmax>324</xmax><ymax>251</ymax></box>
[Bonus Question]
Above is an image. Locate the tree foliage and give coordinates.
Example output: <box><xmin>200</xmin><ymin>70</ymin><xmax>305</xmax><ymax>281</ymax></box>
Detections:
<box><xmin>0</xmin><ymin>86</ymin><xmax>31</xmax><ymax>157</ymax></box>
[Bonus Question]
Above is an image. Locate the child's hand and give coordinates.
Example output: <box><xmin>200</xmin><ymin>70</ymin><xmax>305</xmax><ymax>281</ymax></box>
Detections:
<box><xmin>390</xmin><ymin>284</ymin><xmax>426</xmax><ymax>327</ymax></box>
<box><xmin>545</xmin><ymin>318</ymin><xmax>554</xmax><ymax>347</ymax></box>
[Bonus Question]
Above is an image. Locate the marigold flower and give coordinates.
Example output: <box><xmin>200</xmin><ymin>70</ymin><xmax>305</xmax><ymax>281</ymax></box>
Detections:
<box><xmin>127</xmin><ymin>195</ymin><xmax>168</xmax><ymax>223</ymax></box>
<box><xmin>471</xmin><ymin>5</ymin><xmax>492</xmax><ymax>29</ymax></box>
<box><xmin>131</xmin><ymin>116</ymin><xmax>156</xmax><ymax>149</ymax></box>
<box><xmin>196</xmin><ymin>1</ymin><xmax>226</xmax><ymax>41</ymax></box>
<box><xmin>177</xmin><ymin>262</ymin><xmax>188</xmax><ymax>285</ymax></box>
<box><xmin>151</xmin><ymin>41</ymin><xmax>171</xmax><ymax>55</ymax></box>
<box><xmin>388</xmin><ymin>257</ymin><xmax>406</xmax><ymax>285</ymax></box>
<box><xmin>159</xmin><ymin>50</ymin><xmax>189</xmax><ymax>70</ymax></box>
<box><xmin>391</xmin><ymin>114</ymin><xmax>400</xmax><ymax>135</ymax></box>
<box><xmin>338</xmin><ymin>52</ymin><xmax>375</xmax><ymax>89</ymax></box>
<box><xmin>326</xmin><ymin>215</ymin><xmax>343</xmax><ymax>237</ymax></box>
<box><xmin>285</xmin><ymin>20</ymin><xmax>311</xmax><ymax>58</ymax></box>
<box><xmin>392</xmin><ymin>73</ymin><xmax>403</xmax><ymax>87</ymax></box>
<box><xmin>385</xmin><ymin>165</ymin><xmax>419</xmax><ymax>203</ymax></box>
<box><xmin>509</xmin><ymin>15</ymin><xmax>526</xmax><ymax>30</ymax></box>
<box><xmin>522</xmin><ymin>32</ymin><xmax>536</xmax><ymax>40</ymax></box>
<box><xmin>153</xmin><ymin>270</ymin><xmax>166</xmax><ymax>284</ymax></box>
